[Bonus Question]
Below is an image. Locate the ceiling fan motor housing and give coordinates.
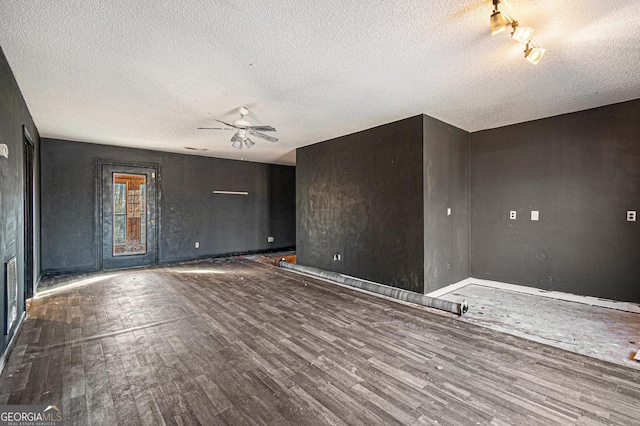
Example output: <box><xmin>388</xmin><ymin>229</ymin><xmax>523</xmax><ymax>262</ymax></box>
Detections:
<box><xmin>233</xmin><ymin>119</ymin><xmax>252</xmax><ymax>128</ymax></box>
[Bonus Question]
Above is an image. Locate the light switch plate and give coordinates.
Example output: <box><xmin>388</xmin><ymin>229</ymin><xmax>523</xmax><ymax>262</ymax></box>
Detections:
<box><xmin>0</xmin><ymin>144</ymin><xmax>8</xmax><ymax>158</ymax></box>
<box><xmin>268</xmin><ymin>236</ymin><xmax>274</xmax><ymax>242</ymax></box>
<box><xmin>510</xmin><ymin>211</ymin><xmax>516</xmax><ymax>220</ymax></box>
<box><xmin>628</xmin><ymin>211</ymin><xmax>637</xmax><ymax>222</ymax></box>
<box><xmin>531</xmin><ymin>211</ymin><xmax>539</xmax><ymax>221</ymax></box>
<box><xmin>447</xmin><ymin>208</ymin><xmax>451</xmax><ymax>216</ymax></box>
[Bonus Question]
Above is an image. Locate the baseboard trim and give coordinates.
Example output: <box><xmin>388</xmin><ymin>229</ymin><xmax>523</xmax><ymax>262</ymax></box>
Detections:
<box><xmin>426</xmin><ymin>279</ymin><xmax>474</xmax><ymax>299</ymax></box>
<box><xmin>0</xmin><ymin>311</ymin><xmax>26</xmax><ymax>377</ymax></box>
<box><xmin>427</xmin><ymin>277</ymin><xmax>640</xmax><ymax>314</ymax></box>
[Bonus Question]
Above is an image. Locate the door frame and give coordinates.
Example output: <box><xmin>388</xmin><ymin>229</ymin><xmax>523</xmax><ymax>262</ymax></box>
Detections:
<box><xmin>98</xmin><ymin>161</ymin><xmax>160</xmax><ymax>270</ymax></box>
<box><xmin>22</xmin><ymin>126</ymin><xmax>34</xmax><ymax>303</ymax></box>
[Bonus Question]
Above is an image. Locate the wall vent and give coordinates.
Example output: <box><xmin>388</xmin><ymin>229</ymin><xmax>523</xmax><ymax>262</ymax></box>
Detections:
<box><xmin>5</xmin><ymin>257</ymin><xmax>18</xmax><ymax>334</ymax></box>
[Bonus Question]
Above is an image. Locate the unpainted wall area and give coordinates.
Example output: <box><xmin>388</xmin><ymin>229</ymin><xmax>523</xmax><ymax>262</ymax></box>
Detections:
<box><xmin>423</xmin><ymin>115</ymin><xmax>470</xmax><ymax>293</ymax></box>
<box><xmin>40</xmin><ymin>139</ymin><xmax>295</xmax><ymax>275</ymax></box>
<box><xmin>296</xmin><ymin>116</ymin><xmax>424</xmax><ymax>293</ymax></box>
<box><xmin>0</xmin><ymin>46</ymin><xmax>40</xmax><ymax>356</ymax></box>
<box><xmin>471</xmin><ymin>99</ymin><xmax>640</xmax><ymax>302</ymax></box>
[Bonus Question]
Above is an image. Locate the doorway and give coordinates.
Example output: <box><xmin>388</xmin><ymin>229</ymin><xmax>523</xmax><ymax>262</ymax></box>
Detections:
<box><xmin>101</xmin><ymin>164</ymin><xmax>158</xmax><ymax>270</ymax></box>
<box><xmin>23</xmin><ymin>127</ymin><xmax>34</xmax><ymax>302</ymax></box>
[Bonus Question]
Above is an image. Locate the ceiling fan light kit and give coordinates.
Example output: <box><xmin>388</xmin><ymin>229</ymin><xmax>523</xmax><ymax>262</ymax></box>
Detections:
<box><xmin>198</xmin><ymin>106</ymin><xmax>279</xmax><ymax>150</ymax></box>
<box><xmin>490</xmin><ymin>0</ymin><xmax>545</xmax><ymax>65</ymax></box>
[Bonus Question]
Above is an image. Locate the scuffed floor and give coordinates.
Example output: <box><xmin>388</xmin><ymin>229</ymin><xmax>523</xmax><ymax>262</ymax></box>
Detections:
<box><xmin>5</xmin><ymin>259</ymin><xmax>640</xmax><ymax>424</ymax></box>
<box><xmin>439</xmin><ymin>284</ymin><xmax>640</xmax><ymax>369</ymax></box>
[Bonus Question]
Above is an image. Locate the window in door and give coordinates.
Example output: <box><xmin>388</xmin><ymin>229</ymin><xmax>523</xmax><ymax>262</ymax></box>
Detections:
<box><xmin>112</xmin><ymin>173</ymin><xmax>147</xmax><ymax>256</ymax></box>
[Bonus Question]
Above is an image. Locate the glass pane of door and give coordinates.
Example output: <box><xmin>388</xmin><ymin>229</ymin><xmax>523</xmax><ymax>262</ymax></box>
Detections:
<box><xmin>112</xmin><ymin>173</ymin><xmax>147</xmax><ymax>256</ymax></box>
<box><xmin>102</xmin><ymin>164</ymin><xmax>157</xmax><ymax>270</ymax></box>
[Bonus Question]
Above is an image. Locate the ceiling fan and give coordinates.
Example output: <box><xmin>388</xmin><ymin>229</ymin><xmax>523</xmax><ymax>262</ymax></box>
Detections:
<box><xmin>198</xmin><ymin>106</ymin><xmax>278</xmax><ymax>149</ymax></box>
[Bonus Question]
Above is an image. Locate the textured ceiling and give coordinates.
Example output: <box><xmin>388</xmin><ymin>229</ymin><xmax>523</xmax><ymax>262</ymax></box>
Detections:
<box><xmin>1</xmin><ymin>0</ymin><xmax>639</xmax><ymax>165</ymax></box>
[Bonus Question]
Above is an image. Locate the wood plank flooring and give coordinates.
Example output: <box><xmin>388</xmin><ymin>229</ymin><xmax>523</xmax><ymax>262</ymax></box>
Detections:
<box><xmin>1</xmin><ymin>258</ymin><xmax>639</xmax><ymax>425</ymax></box>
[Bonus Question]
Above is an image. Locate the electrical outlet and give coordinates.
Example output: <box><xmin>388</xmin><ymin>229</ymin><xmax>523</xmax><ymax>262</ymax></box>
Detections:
<box><xmin>195</xmin><ymin>242</ymin><xmax>199</xmax><ymax>248</ymax></box>
<box><xmin>531</xmin><ymin>210</ymin><xmax>539</xmax><ymax>221</ymax></box>
<box><xmin>268</xmin><ymin>236</ymin><xmax>274</xmax><ymax>242</ymax></box>
<box><xmin>628</xmin><ymin>211</ymin><xmax>637</xmax><ymax>222</ymax></box>
<box><xmin>333</xmin><ymin>254</ymin><xmax>341</xmax><ymax>261</ymax></box>
<box><xmin>510</xmin><ymin>211</ymin><xmax>516</xmax><ymax>220</ymax></box>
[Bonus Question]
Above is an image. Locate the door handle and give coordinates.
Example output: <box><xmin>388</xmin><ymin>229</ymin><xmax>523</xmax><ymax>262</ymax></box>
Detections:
<box><xmin>150</xmin><ymin>219</ymin><xmax>155</xmax><ymax>225</ymax></box>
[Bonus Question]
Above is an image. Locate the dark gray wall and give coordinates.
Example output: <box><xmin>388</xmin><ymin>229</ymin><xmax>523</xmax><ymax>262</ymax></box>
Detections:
<box><xmin>0</xmin><ymin>46</ymin><xmax>40</xmax><ymax>358</ymax></box>
<box><xmin>423</xmin><ymin>116</ymin><xmax>470</xmax><ymax>293</ymax></box>
<box><xmin>40</xmin><ymin>139</ymin><xmax>295</xmax><ymax>276</ymax></box>
<box><xmin>471</xmin><ymin>99</ymin><xmax>640</xmax><ymax>302</ymax></box>
<box><xmin>296</xmin><ymin>116</ymin><xmax>425</xmax><ymax>293</ymax></box>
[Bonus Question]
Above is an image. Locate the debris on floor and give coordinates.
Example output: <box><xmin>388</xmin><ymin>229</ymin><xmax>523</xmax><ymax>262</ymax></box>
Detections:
<box><xmin>247</xmin><ymin>252</ymin><xmax>296</xmax><ymax>266</ymax></box>
<box><xmin>438</xmin><ymin>284</ymin><xmax>640</xmax><ymax>369</ymax></box>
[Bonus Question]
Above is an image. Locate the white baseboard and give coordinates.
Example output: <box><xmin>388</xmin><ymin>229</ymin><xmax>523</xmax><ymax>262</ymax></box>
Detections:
<box><xmin>426</xmin><ymin>278</ymin><xmax>474</xmax><ymax>298</ymax></box>
<box><xmin>427</xmin><ymin>277</ymin><xmax>640</xmax><ymax>314</ymax></box>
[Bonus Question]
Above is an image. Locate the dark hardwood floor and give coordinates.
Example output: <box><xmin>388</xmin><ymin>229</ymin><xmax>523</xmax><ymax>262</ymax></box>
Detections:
<box><xmin>1</xmin><ymin>258</ymin><xmax>639</xmax><ymax>425</ymax></box>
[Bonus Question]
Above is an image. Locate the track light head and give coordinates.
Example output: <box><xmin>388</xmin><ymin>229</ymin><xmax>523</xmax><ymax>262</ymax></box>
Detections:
<box><xmin>524</xmin><ymin>44</ymin><xmax>545</xmax><ymax>65</ymax></box>
<box><xmin>490</xmin><ymin>10</ymin><xmax>508</xmax><ymax>35</ymax></box>
<box><xmin>511</xmin><ymin>22</ymin><xmax>534</xmax><ymax>43</ymax></box>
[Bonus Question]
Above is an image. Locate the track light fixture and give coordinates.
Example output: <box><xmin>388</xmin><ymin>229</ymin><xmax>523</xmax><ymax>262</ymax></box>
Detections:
<box><xmin>511</xmin><ymin>22</ymin><xmax>534</xmax><ymax>44</ymax></box>
<box><xmin>490</xmin><ymin>0</ymin><xmax>545</xmax><ymax>65</ymax></box>
<box><xmin>490</xmin><ymin>1</ymin><xmax>508</xmax><ymax>35</ymax></box>
<box><xmin>524</xmin><ymin>43</ymin><xmax>545</xmax><ymax>65</ymax></box>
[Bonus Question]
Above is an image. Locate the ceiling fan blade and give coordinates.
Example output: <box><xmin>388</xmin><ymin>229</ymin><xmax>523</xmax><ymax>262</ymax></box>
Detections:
<box><xmin>215</xmin><ymin>119</ymin><xmax>239</xmax><ymax>128</ymax></box>
<box><xmin>250</xmin><ymin>130</ymin><xmax>279</xmax><ymax>142</ymax></box>
<box><xmin>197</xmin><ymin>127</ymin><xmax>233</xmax><ymax>130</ymax></box>
<box><xmin>247</xmin><ymin>125</ymin><xmax>276</xmax><ymax>132</ymax></box>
